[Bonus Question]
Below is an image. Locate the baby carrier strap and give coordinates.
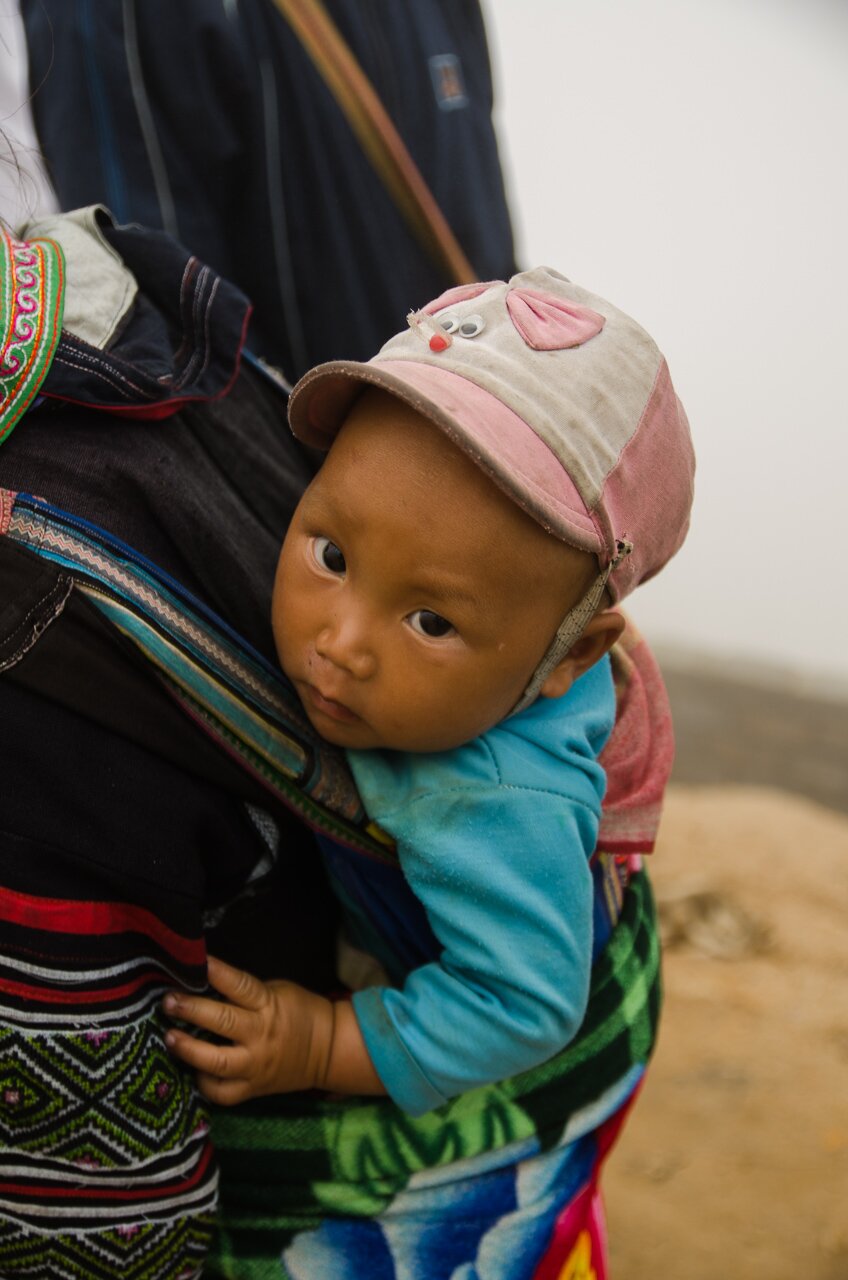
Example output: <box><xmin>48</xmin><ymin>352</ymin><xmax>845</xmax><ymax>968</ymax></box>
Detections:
<box><xmin>0</xmin><ymin>488</ymin><xmax>389</xmax><ymax>859</ymax></box>
<box><xmin>0</xmin><ymin>533</ymin><xmax>275</xmax><ymax>806</ymax></box>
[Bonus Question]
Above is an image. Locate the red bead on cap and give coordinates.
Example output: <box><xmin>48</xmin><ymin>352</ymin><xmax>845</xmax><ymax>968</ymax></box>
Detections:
<box><xmin>429</xmin><ymin>333</ymin><xmax>450</xmax><ymax>353</ymax></box>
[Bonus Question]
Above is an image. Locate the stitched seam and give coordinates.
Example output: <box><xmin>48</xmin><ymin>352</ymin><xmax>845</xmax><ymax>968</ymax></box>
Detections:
<box><xmin>59</xmin><ymin>334</ymin><xmax>160</xmax><ymax>394</ymax></box>
<box><xmin>54</xmin><ymin>342</ymin><xmax>153</xmax><ymax>398</ymax></box>
<box><xmin>172</xmin><ymin>256</ymin><xmax>196</xmax><ymax>369</ymax></box>
<box><xmin>477</xmin><ymin>734</ymin><xmax>502</xmax><ymax>785</ymax></box>
<box><xmin>378</xmin><ymin>785</ymin><xmax>599</xmax><ymax>824</ymax></box>
<box><xmin>197</xmin><ymin>274</ymin><xmax>218</xmax><ymax>385</ymax></box>
<box><xmin>177</xmin><ymin>263</ymin><xmax>205</xmax><ymax>388</ymax></box>
<box><xmin>175</xmin><ymin>266</ymin><xmax>217</xmax><ymax>391</ymax></box>
<box><xmin>52</xmin><ymin>353</ymin><xmax>144</xmax><ymax>401</ymax></box>
<box><xmin>0</xmin><ymin>577</ymin><xmax>74</xmax><ymax>672</ymax></box>
<box><xmin>0</xmin><ymin>574</ymin><xmax>73</xmax><ymax>655</ymax></box>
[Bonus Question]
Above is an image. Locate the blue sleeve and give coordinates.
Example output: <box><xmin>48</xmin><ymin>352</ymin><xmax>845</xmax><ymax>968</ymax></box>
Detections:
<box><xmin>350</xmin><ymin>660</ymin><xmax>615</xmax><ymax>1116</ymax></box>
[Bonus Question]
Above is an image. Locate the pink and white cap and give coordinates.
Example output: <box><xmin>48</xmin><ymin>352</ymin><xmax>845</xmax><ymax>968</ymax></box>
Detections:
<box><xmin>288</xmin><ymin>266</ymin><xmax>695</xmax><ymax>611</ymax></box>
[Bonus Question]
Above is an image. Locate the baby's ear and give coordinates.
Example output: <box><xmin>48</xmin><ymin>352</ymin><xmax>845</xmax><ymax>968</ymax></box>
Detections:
<box><xmin>539</xmin><ymin>610</ymin><xmax>626</xmax><ymax>701</ymax></box>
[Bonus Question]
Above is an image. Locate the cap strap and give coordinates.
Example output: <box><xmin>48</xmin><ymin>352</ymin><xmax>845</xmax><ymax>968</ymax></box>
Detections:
<box><xmin>511</xmin><ymin>540</ymin><xmax>632</xmax><ymax>715</ymax></box>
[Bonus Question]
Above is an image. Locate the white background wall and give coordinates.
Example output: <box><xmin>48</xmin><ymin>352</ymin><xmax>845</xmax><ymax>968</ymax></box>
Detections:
<box><xmin>484</xmin><ymin>0</ymin><xmax>848</xmax><ymax>692</ymax></box>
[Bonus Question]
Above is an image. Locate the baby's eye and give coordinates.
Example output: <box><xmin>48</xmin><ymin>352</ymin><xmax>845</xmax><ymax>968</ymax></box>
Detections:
<box><xmin>408</xmin><ymin>609</ymin><xmax>455</xmax><ymax>639</ymax></box>
<box><xmin>311</xmin><ymin>536</ymin><xmax>346</xmax><ymax>575</ymax></box>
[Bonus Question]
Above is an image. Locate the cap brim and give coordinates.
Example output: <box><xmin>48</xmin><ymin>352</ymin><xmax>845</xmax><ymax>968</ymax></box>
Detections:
<box><xmin>288</xmin><ymin>358</ymin><xmax>605</xmax><ymax>555</ymax></box>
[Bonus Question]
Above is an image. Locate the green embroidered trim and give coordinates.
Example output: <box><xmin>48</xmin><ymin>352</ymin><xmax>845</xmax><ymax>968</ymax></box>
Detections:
<box><xmin>0</xmin><ymin>229</ymin><xmax>65</xmax><ymax>446</ymax></box>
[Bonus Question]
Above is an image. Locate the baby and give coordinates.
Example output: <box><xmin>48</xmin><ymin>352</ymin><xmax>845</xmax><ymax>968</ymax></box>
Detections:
<box><xmin>164</xmin><ymin>267</ymin><xmax>695</xmax><ymax>1115</ymax></box>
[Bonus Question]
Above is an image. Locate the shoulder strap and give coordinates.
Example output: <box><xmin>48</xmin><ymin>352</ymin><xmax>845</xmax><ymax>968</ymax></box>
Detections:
<box><xmin>269</xmin><ymin>0</ymin><xmax>476</xmax><ymax>286</ymax></box>
<box><xmin>1</xmin><ymin>488</ymin><xmax>395</xmax><ymax>863</ymax></box>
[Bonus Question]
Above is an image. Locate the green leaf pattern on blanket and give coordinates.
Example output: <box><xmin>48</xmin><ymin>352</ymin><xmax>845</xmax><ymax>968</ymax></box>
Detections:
<box><xmin>313</xmin><ymin>1082</ymin><xmax>536</xmax><ymax>1216</ymax></box>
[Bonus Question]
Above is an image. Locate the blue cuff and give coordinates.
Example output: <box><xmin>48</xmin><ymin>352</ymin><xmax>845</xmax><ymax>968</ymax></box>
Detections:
<box><xmin>352</xmin><ymin>987</ymin><xmax>448</xmax><ymax>1116</ymax></box>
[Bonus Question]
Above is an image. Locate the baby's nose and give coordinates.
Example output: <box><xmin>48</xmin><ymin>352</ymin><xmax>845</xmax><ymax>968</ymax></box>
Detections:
<box><xmin>315</xmin><ymin>617</ymin><xmax>376</xmax><ymax>680</ymax></box>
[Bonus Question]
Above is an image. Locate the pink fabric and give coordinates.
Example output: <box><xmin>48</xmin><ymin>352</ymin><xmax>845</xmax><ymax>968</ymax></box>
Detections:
<box><xmin>597</xmin><ymin>617</ymin><xmax>675</xmax><ymax>855</ymax></box>
<box><xmin>375</xmin><ymin>359</ymin><xmax>605</xmax><ymax>550</ymax></box>
<box><xmin>505</xmin><ymin>288</ymin><xmax>606</xmax><ymax>351</ymax></box>
<box><xmin>419</xmin><ymin>281</ymin><xmax>498</xmax><ymax>315</ymax></box>
<box><xmin>601</xmin><ymin>359</ymin><xmax>695</xmax><ymax>601</ymax></box>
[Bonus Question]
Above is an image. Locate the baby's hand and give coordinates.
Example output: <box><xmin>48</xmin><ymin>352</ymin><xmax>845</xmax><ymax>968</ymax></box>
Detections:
<box><xmin>162</xmin><ymin>956</ymin><xmax>335</xmax><ymax>1105</ymax></box>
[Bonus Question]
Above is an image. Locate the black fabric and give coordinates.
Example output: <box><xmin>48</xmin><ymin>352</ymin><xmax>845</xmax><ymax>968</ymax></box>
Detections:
<box><xmin>0</xmin><ymin>679</ymin><xmax>339</xmax><ymax>988</ymax></box>
<box><xmin>0</xmin><ymin>537</ymin><xmax>270</xmax><ymax>801</ymax></box>
<box><xmin>0</xmin><ymin>361</ymin><xmax>313</xmax><ymax>663</ymax></box>
<box><xmin>21</xmin><ymin>0</ymin><xmax>516</xmax><ymax>379</ymax></box>
<box><xmin>0</xmin><ymin>542</ymin><xmax>340</xmax><ymax>989</ymax></box>
<box><xmin>0</xmin><ymin>356</ymin><xmax>338</xmax><ymax>989</ymax></box>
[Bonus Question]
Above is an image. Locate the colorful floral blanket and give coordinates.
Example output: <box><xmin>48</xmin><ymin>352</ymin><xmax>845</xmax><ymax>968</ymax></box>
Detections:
<box><xmin>207</xmin><ymin>872</ymin><xmax>659</xmax><ymax>1279</ymax></box>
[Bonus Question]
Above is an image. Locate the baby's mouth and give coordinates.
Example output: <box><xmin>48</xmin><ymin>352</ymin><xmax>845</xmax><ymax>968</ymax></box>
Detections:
<box><xmin>301</xmin><ymin>682</ymin><xmax>361</xmax><ymax>725</ymax></box>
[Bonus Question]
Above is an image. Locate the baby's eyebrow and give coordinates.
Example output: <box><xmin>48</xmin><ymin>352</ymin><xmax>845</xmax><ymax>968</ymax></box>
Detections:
<box><xmin>409</xmin><ymin>577</ymin><xmax>484</xmax><ymax>611</ymax></box>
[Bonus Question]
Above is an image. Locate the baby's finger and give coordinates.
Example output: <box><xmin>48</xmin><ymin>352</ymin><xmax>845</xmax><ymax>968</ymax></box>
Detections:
<box><xmin>164</xmin><ymin>1027</ymin><xmax>250</xmax><ymax>1080</ymax></box>
<box><xmin>206</xmin><ymin>955</ymin><xmax>269</xmax><ymax>1011</ymax></box>
<box><xmin>162</xmin><ymin>990</ymin><xmax>249</xmax><ymax>1042</ymax></box>
<box><xmin>196</xmin><ymin>1072</ymin><xmax>251</xmax><ymax>1107</ymax></box>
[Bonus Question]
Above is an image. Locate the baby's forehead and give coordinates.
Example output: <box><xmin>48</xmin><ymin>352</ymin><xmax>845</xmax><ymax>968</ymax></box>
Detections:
<box><xmin>317</xmin><ymin>406</ymin><xmax>596</xmax><ymax>606</ymax></box>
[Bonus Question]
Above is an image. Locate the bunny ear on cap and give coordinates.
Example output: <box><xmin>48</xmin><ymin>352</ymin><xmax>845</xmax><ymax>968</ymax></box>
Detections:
<box><xmin>505</xmin><ymin>287</ymin><xmax>605</xmax><ymax>350</ymax></box>
<box><xmin>0</xmin><ymin>227</ymin><xmax>65</xmax><ymax>448</ymax></box>
<box><xmin>420</xmin><ymin>281</ymin><xmax>498</xmax><ymax>315</ymax></box>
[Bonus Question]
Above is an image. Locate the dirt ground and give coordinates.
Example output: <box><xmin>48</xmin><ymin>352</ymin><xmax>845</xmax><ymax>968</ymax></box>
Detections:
<box><xmin>604</xmin><ymin>784</ymin><xmax>848</xmax><ymax>1279</ymax></box>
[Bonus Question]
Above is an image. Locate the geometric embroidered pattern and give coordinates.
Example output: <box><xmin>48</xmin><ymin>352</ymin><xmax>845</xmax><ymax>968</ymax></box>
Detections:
<box><xmin>0</xmin><ymin>1215</ymin><xmax>215</xmax><ymax>1280</ymax></box>
<box><xmin>0</xmin><ymin>1022</ymin><xmax>210</xmax><ymax>1168</ymax></box>
<box><xmin>0</xmin><ymin>870</ymin><xmax>217</xmax><ymax>1273</ymax></box>
<box><xmin>0</xmin><ymin>1021</ymin><xmax>218</xmax><ymax>1275</ymax></box>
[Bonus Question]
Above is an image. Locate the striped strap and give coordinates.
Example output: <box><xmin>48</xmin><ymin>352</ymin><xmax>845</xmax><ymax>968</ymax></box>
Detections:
<box><xmin>269</xmin><ymin>0</ymin><xmax>476</xmax><ymax>285</ymax></box>
<box><xmin>3</xmin><ymin>490</ymin><xmax>395</xmax><ymax>862</ymax></box>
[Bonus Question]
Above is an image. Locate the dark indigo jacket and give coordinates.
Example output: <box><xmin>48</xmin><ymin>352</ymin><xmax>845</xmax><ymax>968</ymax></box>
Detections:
<box><xmin>22</xmin><ymin>0</ymin><xmax>516</xmax><ymax>378</ymax></box>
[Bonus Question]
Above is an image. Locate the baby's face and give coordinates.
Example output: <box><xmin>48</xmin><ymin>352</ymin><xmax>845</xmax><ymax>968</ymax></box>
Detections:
<box><xmin>273</xmin><ymin>390</ymin><xmax>591</xmax><ymax>753</ymax></box>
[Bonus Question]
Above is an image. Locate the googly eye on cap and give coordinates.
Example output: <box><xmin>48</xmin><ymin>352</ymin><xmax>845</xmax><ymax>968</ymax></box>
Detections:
<box><xmin>457</xmin><ymin>313</ymin><xmax>485</xmax><ymax>338</ymax></box>
<box><xmin>438</xmin><ymin>313</ymin><xmax>486</xmax><ymax>339</ymax></box>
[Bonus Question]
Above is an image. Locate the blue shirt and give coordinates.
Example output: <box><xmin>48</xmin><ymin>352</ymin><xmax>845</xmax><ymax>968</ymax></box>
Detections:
<box><xmin>348</xmin><ymin>656</ymin><xmax>616</xmax><ymax>1115</ymax></box>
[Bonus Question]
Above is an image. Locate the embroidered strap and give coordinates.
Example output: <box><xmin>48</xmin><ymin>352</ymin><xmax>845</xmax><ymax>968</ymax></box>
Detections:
<box><xmin>269</xmin><ymin>0</ymin><xmax>476</xmax><ymax>286</ymax></box>
<box><xmin>0</xmin><ymin>229</ymin><xmax>65</xmax><ymax>448</ymax></box>
<box><xmin>2</xmin><ymin>490</ymin><xmax>394</xmax><ymax>862</ymax></box>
